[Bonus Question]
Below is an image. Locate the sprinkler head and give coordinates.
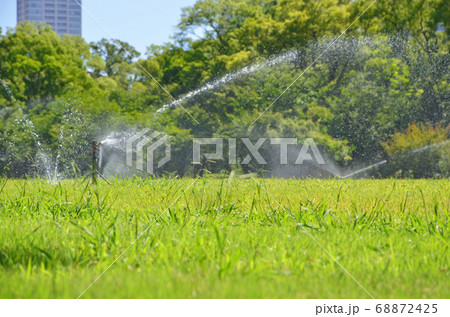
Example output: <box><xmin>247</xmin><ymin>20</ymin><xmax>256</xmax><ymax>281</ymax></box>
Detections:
<box><xmin>91</xmin><ymin>140</ymin><xmax>100</xmax><ymax>148</ymax></box>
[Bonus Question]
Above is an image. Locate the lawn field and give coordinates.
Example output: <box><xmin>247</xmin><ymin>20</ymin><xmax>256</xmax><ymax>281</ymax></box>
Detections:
<box><xmin>0</xmin><ymin>178</ymin><xmax>448</xmax><ymax>298</ymax></box>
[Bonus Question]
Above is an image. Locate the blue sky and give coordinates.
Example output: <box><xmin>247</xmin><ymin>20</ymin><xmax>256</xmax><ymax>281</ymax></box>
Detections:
<box><xmin>0</xmin><ymin>0</ymin><xmax>198</xmax><ymax>55</ymax></box>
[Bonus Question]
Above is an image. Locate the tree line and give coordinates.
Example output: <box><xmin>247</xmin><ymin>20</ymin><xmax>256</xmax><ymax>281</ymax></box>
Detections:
<box><xmin>0</xmin><ymin>0</ymin><xmax>448</xmax><ymax>178</ymax></box>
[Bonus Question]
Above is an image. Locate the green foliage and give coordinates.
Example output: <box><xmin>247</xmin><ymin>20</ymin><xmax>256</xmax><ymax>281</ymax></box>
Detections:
<box><xmin>90</xmin><ymin>38</ymin><xmax>140</xmax><ymax>78</ymax></box>
<box><xmin>0</xmin><ymin>0</ymin><xmax>448</xmax><ymax>178</ymax></box>
<box><xmin>0</xmin><ymin>22</ymin><xmax>95</xmax><ymax>102</ymax></box>
<box><xmin>381</xmin><ymin>123</ymin><xmax>449</xmax><ymax>178</ymax></box>
<box><xmin>383</xmin><ymin>123</ymin><xmax>448</xmax><ymax>156</ymax></box>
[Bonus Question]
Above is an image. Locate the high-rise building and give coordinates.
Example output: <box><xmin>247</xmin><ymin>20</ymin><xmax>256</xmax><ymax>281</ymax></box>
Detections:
<box><xmin>17</xmin><ymin>0</ymin><xmax>82</xmax><ymax>36</ymax></box>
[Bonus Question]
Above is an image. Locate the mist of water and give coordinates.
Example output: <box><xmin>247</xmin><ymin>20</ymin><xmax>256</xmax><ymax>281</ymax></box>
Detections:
<box><xmin>1</xmin><ymin>35</ymin><xmax>447</xmax><ymax>180</ymax></box>
<box><xmin>1</xmin><ymin>79</ymin><xmax>93</xmax><ymax>181</ymax></box>
<box><xmin>339</xmin><ymin>141</ymin><xmax>449</xmax><ymax>179</ymax></box>
<box><xmin>157</xmin><ymin>51</ymin><xmax>298</xmax><ymax>112</ymax></box>
<box><xmin>339</xmin><ymin>160</ymin><xmax>387</xmax><ymax>179</ymax></box>
<box><xmin>97</xmin><ymin>130</ymin><xmax>140</xmax><ymax>178</ymax></box>
<box><xmin>1</xmin><ymin>78</ymin><xmax>55</xmax><ymax>179</ymax></box>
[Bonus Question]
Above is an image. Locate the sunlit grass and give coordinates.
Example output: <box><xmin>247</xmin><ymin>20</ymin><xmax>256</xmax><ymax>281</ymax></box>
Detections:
<box><xmin>0</xmin><ymin>178</ymin><xmax>448</xmax><ymax>298</ymax></box>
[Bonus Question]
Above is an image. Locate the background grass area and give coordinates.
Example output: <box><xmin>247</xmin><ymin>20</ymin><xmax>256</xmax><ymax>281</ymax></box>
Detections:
<box><xmin>0</xmin><ymin>178</ymin><xmax>448</xmax><ymax>298</ymax></box>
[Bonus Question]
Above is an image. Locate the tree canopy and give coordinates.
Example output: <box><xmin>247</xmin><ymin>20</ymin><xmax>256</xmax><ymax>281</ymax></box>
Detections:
<box><xmin>0</xmin><ymin>0</ymin><xmax>448</xmax><ymax>178</ymax></box>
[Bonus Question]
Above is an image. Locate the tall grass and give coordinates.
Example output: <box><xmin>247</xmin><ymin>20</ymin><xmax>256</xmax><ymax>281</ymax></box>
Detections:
<box><xmin>0</xmin><ymin>178</ymin><xmax>448</xmax><ymax>298</ymax></box>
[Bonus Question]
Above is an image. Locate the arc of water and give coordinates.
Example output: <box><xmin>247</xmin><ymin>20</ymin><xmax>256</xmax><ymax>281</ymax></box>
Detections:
<box><xmin>339</xmin><ymin>140</ymin><xmax>449</xmax><ymax>179</ymax></box>
<box><xmin>340</xmin><ymin>160</ymin><xmax>387</xmax><ymax>179</ymax></box>
<box><xmin>157</xmin><ymin>51</ymin><xmax>298</xmax><ymax>113</ymax></box>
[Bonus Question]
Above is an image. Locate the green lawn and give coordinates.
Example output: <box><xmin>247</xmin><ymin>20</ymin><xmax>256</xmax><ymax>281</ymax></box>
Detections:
<box><xmin>0</xmin><ymin>178</ymin><xmax>448</xmax><ymax>298</ymax></box>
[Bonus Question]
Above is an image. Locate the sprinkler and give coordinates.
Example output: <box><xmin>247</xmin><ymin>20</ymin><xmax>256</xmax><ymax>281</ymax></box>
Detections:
<box><xmin>91</xmin><ymin>141</ymin><xmax>100</xmax><ymax>184</ymax></box>
<box><xmin>90</xmin><ymin>140</ymin><xmax>111</xmax><ymax>185</ymax></box>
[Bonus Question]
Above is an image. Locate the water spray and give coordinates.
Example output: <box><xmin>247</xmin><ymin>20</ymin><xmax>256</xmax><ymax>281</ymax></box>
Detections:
<box><xmin>339</xmin><ymin>160</ymin><xmax>387</xmax><ymax>179</ymax></box>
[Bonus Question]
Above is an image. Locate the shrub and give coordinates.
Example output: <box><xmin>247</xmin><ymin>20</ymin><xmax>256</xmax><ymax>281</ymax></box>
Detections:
<box><xmin>381</xmin><ymin>123</ymin><xmax>449</xmax><ymax>178</ymax></box>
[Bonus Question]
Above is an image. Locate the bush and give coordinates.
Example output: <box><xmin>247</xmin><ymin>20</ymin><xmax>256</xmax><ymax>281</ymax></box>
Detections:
<box><xmin>381</xmin><ymin>123</ymin><xmax>449</xmax><ymax>178</ymax></box>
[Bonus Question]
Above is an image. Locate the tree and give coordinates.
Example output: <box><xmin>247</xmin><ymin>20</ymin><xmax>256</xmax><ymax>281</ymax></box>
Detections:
<box><xmin>0</xmin><ymin>22</ymin><xmax>95</xmax><ymax>103</ymax></box>
<box><xmin>90</xmin><ymin>38</ymin><xmax>140</xmax><ymax>78</ymax></box>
